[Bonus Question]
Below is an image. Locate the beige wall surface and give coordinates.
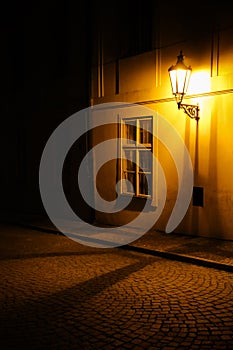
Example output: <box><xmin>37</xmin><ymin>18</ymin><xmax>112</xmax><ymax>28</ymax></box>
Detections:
<box><xmin>90</xmin><ymin>4</ymin><xmax>233</xmax><ymax>240</ymax></box>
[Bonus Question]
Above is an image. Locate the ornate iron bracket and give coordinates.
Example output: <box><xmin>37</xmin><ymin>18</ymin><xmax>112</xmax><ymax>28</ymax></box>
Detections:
<box><xmin>177</xmin><ymin>102</ymin><xmax>200</xmax><ymax>121</ymax></box>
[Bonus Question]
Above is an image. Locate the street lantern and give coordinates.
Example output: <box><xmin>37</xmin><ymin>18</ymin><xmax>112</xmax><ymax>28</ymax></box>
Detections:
<box><xmin>168</xmin><ymin>51</ymin><xmax>200</xmax><ymax>121</ymax></box>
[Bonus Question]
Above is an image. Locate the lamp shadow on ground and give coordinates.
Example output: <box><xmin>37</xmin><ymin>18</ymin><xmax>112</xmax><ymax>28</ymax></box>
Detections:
<box><xmin>0</xmin><ymin>251</ymin><xmax>158</xmax><ymax>349</ymax></box>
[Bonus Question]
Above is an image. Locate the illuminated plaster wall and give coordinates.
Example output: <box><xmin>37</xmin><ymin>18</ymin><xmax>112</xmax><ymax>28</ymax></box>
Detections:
<box><xmin>90</xmin><ymin>5</ymin><xmax>233</xmax><ymax>240</ymax></box>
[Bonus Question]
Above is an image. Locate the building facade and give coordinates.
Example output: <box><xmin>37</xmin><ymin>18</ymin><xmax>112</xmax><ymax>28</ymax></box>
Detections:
<box><xmin>89</xmin><ymin>2</ymin><xmax>233</xmax><ymax>240</ymax></box>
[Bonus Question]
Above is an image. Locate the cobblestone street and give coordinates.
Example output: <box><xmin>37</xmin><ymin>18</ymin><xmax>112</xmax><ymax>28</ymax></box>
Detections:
<box><xmin>0</xmin><ymin>222</ymin><xmax>233</xmax><ymax>349</ymax></box>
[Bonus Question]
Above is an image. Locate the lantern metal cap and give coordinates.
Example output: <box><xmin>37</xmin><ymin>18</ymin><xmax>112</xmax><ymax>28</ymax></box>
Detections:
<box><xmin>168</xmin><ymin>51</ymin><xmax>192</xmax><ymax>73</ymax></box>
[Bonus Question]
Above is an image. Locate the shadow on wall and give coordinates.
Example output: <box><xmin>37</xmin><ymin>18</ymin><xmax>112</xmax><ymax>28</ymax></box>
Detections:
<box><xmin>190</xmin><ymin>99</ymin><xmax>224</xmax><ymax>238</ymax></box>
<box><xmin>206</xmin><ymin>98</ymin><xmax>225</xmax><ymax>238</ymax></box>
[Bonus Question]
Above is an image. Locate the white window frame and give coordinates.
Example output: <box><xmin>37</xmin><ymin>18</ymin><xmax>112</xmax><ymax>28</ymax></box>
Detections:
<box><xmin>119</xmin><ymin>115</ymin><xmax>157</xmax><ymax>205</ymax></box>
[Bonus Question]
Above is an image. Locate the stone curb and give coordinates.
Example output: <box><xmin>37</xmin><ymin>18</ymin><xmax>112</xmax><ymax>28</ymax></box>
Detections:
<box><xmin>121</xmin><ymin>245</ymin><xmax>233</xmax><ymax>273</ymax></box>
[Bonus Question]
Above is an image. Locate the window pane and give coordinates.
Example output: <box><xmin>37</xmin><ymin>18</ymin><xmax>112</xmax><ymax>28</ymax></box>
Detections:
<box><xmin>124</xmin><ymin>172</ymin><xmax>136</xmax><ymax>193</ymax></box>
<box><xmin>139</xmin><ymin>150</ymin><xmax>152</xmax><ymax>172</ymax></box>
<box><xmin>139</xmin><ymin>119</ymin><xmax>152</xmax><ymax>144</ymax></box>
<box><xmin>123</xmin><ymin>121</ymin><xmax>136</xmax><ymax>144</ymax></box>
<box><xmin>122</xmin><ymin>150</ymin><xmax>136</xmax><ymax>194</ymax></box>
<box><xmin>123</xmin><ymin>150</ymin><xmax>136</xmax><ymax>171</ymax></box>
<box><xmin>139</xmin><ymin>173</ymin><xmax>151</xmax><ymax>196</ymax></box>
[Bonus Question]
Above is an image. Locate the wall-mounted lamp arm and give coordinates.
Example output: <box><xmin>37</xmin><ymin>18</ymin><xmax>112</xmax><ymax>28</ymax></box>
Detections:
<box><xmin>177</xmin><ymin>102</ymin><xmax>200</xmax><ymax>121</ymax></box>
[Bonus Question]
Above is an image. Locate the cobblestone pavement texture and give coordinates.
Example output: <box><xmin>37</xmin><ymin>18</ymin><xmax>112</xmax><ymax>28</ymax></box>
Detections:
<box><xmin>0</xmin><ymin>222</ymin><xmax>233</xmax><ymax>349</ymax></box>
